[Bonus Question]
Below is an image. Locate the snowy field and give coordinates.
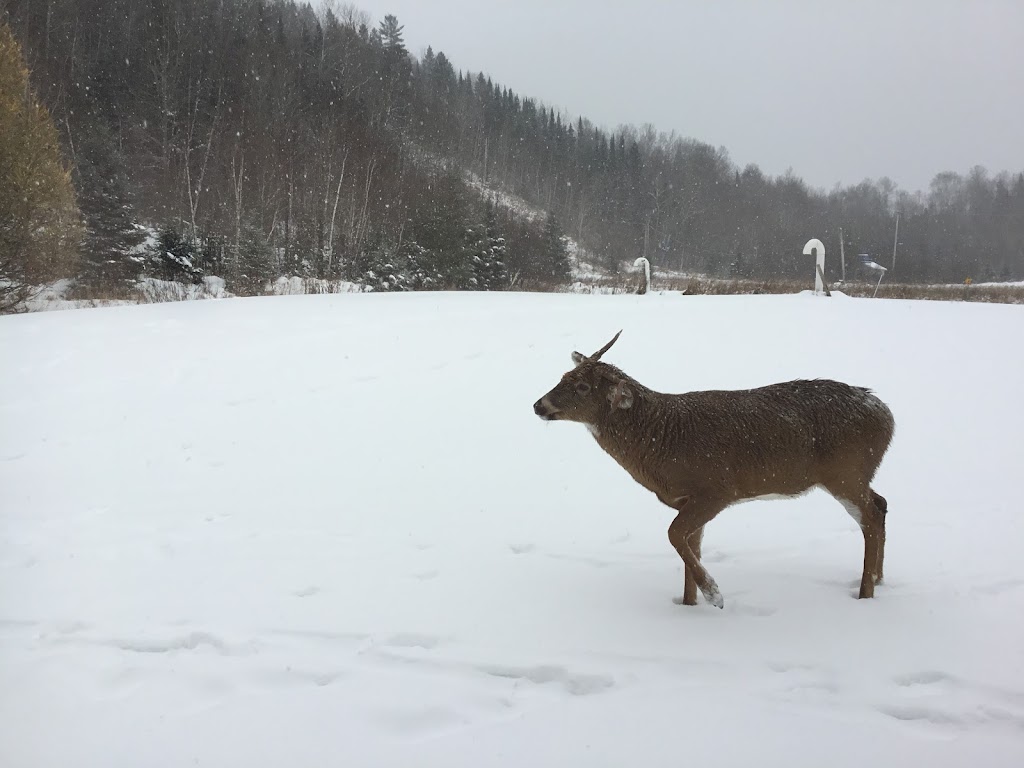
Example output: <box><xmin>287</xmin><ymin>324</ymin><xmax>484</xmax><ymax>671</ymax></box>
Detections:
<box><xmin>2</xmin><ymin>292</ymin><xmax>1023</xmax><ymax>767</ymax></box>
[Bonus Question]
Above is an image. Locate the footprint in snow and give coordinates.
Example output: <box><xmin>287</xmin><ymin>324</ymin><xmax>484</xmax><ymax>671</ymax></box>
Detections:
<box><xmin>379</xmin><ymin>633</ymin><xmax>443</xmax><ymax>650</ymax></box>
<box><xmin>478</xmin><ymin>663</ymin><xmax>614</xmax><ymax>696</ymax></box>
<box><xmin>894</xmin><ymin>670</ymin><xmax>950</xmax><ymax>688</ymax></box>
<box><xmin>972</xmin><ymin>579</ymin><xmax>1024</xmax><ymax>597</ymax></box>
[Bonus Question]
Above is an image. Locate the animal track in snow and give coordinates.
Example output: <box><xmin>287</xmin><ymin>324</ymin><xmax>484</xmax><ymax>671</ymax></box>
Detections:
<box><xmin>542</xmin><ymin>552</ymin><xmax>611</xmax><ymax>568</ymax></box>
<box><xmin>728</xmin><ymin>602</ymin><xmax>777</xmax><ymax>617</ymax></box>
<box><xmin>478</xmin><ymin>663</ymin><xmax>614</xmax><ymax>696</ymax></box>
<box><xmin>894</xmin><ymin>670</ymin><xmax>949</xmax><ymax>687</ymax></box>
<box><xmin>113</xmin><ymin>631</ymin><xmax>230</xmax><ymax>654</ymax></box>
<box><xmin>48</xmin><ymin>630</ymin><xmax>260</xmax><ymax>657</ymax></box>
<box><xmin>880</xmin><ymin>704</ymin><xmax>965</xmax><ymax>726</ymax></box>
<box><xmin>252</xmin><ymin>666</ymin><xmax>346</xmax><ymax>689</ymax></box>
<box><xmin>378</xmin><ymin>633</ymin><xmax>443</xmax><ymax>650</ymax></box>
<box><xmin>883</xmin><ymin>670</ymin><xmax>1024</xmax><ymax>730</ymax></box>
<box><xmin>972</xmin><ymin>579</ymin><xmax>1024</xmax><ymax>597</ymax></box>
<box><xmin>373</xmin><ymin>705</ymin><xmax>464</xmax><ymax>735</ymax></box>
<box><xmin>293</xmin><ymin>586</ymin><xmax>321</xmax><ymax>598</ymax></box>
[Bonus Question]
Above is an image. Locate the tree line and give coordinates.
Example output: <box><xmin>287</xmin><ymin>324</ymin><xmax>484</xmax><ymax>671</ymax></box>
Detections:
<box><xmin>2</xmin><ymin>0</ymin><xmax>1022</xmax><ymax>301</ymax></box>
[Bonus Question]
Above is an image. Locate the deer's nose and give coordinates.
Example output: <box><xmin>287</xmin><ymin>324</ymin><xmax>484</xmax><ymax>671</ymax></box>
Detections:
<box><xmin>533</xmin><ymin>399</ymin><xmax>546</xmax><ymax>415</ymax></box>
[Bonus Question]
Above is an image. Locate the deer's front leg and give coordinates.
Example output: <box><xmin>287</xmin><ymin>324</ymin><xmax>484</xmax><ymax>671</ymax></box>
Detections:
<box><xmin>674</xmin><ymin>526</ymin><xmax>705</xmax><ymax>606</ymax></box>
<box><xmin>667</xmin><ymin>500</ymin><xmax>724</xmax><ymax>608</ymax></box>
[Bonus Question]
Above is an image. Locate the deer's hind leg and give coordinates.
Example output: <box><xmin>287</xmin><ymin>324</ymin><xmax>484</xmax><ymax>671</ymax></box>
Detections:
<box><xmin>871</xmin><ymin>490</ymin><xmax>887</xmax><ymax>583</ymax></box>
<box><xmin>827</xmin><ymin>486</ymin><xmax>884</xmax><ymax>599</ymax></box>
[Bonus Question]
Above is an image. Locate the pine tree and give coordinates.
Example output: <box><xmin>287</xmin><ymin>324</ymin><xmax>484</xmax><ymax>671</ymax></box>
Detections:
<box><xmin>236</xmin><ymin>223</ymin><xmax>276</xmax><ymax>295</ymax></box>
<box><xmin>415</xmin><ymin>171</ymin><xmax>475</xmax><ymax>288</ymax></box>
<box><xmin>399</xmin><ymin>239</ymin><xmax>439</xmax><ymax>290</ymax></box>
<box><xmin>542</xmin><ymin>210</ymin><xmax>571</xmax><ymax>283</ymax></box>
<box><xmin>473</xmin><ymin>199</ymin><xmax>508</xmax><ymax>290</ymax></box>
<box><xmin>0</xmin><ymin>24</ymin><xmax>81</xmax><ymax>309</ymax></box>
<box><xmin>465</xmin><ymin>221</ymin><xmax>486</xmax><ymax>290</ymax></box>
<box><xmin>378</xmin><ymin>14</ymin><xmax>406</xmax><ymax>53</ymax></box>
<box><xmin>345</xmin><ymin>236</ymin><xmax>407</xmax><ymax>292</ymax></box>
<box><xmin>75</xmin><ymin>121</ymin><xmax>144</xmax><ymax>286</ymax></box>
<box><xmin>148</xmin><ymin>226</ymin><xmax>203</xmax><ymax>283</ymax></box>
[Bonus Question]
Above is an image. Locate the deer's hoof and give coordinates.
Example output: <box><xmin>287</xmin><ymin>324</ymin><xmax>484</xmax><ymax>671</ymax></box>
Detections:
<box><xmin>702</xmin><ymin>582</ymin><xmax>725</xmax><ymax>609</ymax></box>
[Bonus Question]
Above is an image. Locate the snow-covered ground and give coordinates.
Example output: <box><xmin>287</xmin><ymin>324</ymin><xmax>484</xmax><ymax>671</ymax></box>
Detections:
<box><xmin>2</xmin><ymin>292</ymin><xmax>1023</xmax><ymax>767</ymax></box>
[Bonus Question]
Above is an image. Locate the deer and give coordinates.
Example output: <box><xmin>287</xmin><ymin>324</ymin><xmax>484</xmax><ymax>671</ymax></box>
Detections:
<box><xmin>533</xmin><ymin>331</ymin><xmax>894</xmax><ymax>609</ymax></box>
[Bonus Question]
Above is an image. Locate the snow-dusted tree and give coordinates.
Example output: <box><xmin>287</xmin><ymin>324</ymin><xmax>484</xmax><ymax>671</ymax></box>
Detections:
<box><xmin>149</xmin><ymin>226</ymin><xmax>203</xmax><ymax>283</ymax></box>
<box><xmin>235</xmin><ymin>223</ymin><xmax>276</xmax><ymax>295</ymax></box>
<box><xmin>473</xmin><ymin>199</ymin><xmax>509</xmax><ymax>290</ymax></box>
<box><xmin>346</xmin><ymin>237</ymin><xmax>406</xmax><ymax>291</ymax></box>
<box><xmin>399</xmin><ymin>239</ymin><xmax>440</xmax><ymax>290</ymax></box>
<box><xmin>75</xmin><ymin>121</ymin><xmax>144</xmax><ymax>286</ymax></box>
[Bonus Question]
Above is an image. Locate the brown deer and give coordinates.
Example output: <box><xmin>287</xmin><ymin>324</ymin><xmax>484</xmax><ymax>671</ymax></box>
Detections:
<box><xmin>533</xmin><ymin>331</ymin><xmax>894</xmax><ymax>609</ymax></box>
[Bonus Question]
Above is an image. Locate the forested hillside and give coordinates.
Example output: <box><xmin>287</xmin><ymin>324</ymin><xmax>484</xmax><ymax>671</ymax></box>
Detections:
<box><xmin>3</xmin><ymin>0</ymin><xmax>1022</xmax><ymax>295</ymax></box>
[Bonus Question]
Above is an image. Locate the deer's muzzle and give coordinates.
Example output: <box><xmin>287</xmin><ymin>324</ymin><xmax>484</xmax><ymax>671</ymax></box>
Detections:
<box><xmin>534</xmin><ymin>397</ymin><xmax>559</xmax><ymax>420</ymax></box>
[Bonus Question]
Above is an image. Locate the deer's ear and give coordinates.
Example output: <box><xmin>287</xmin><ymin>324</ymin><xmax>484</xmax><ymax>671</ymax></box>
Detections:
<box><xmin>571</xmin><ymin>351</ymin><xmax>587</xmax><ymax>366</ymax></box>
<box><xmin>608</xmin><ymin>380</ymin><xmax>634</xmax><ymax>410</ymax></box>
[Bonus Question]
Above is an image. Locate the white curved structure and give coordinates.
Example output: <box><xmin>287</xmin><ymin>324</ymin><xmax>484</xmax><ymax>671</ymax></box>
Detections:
<box><xmin>803</xmin><ymin>239</ymin><xmax>826</xmax><ymax>295</ymax></box>
<box><xmin>633</xmin><ymin>257</ymin><xmax>651</xmax><ymax>294</ymax></box>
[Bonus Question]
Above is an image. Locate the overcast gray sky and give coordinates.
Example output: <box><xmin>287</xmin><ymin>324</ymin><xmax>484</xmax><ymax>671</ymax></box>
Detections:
<box><xmin>349</xmin><ymin>0</ymin><xmax>1024</xmax><ymax>192</ymax></box>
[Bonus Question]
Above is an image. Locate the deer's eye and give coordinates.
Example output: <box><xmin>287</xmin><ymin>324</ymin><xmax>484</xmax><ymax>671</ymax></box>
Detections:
<box><xmin>575</xmin><ymin>382</ymin><xmax>591</xmax><ymax>395</ymax></box>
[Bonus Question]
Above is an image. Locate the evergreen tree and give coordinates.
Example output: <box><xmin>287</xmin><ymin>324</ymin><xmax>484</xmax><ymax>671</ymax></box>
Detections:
<box><xmin>473</xmin><ymin>199</ymin><xmax>509</xmax><ymax>290</ymax></box>
<box><xmin>75</xmin><ymin>121</ymin><xmax>144</xmax><ymax>285</ymax></box>
<box><xmin>236</xmin><ymin>223</ymin><xmax>276</xmax><ymax>295</ymax></box>
<box><xmin>344</xmin><ymin>236</ymin><xmax>406</xmax><ymax>292</ymax></box>
<box><xmin>149</xmin><ymin>226</ymin><xmax>203</xmax><ymax>283</ymax></box>
<box><xmin>378</xmin><ymin>15</ymin><xmax>406</xmax><ymax>53</ymax></box>
<box><xmin>398</xmin><ymin>239</ymin><xmax>440</xmax><ymax>290</ymax></box>
<box><xmin>542</xmin><ymin>211</ymin><xmax>571</xmax><ymax>283</ymax></box>
<box><xmin>465</xmin><ymin>221</ymin><xmax>485</xmax><ymax>290</ymax></box>
<box><xmin>415</xmin><ymin>171</ymin><xmax>475</xmax><ymax>288</ymax></box>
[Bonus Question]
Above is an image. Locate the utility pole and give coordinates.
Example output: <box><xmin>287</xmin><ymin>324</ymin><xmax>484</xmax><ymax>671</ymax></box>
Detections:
<box><xmin>839</xmin><ymin>227</ymin><xmax>846</xmax><ymax>282</ymax></box>
<box><xmin>892</xmin><ymin>213</ymin><xmax>900</xmax><ymax>273</ymax></box>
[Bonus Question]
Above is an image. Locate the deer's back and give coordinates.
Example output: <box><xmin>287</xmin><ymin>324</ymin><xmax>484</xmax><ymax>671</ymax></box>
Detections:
<box><xmin>632</xmin><ymin>379</ymin><xmax>894</xmax><ymax>500</ymax></box>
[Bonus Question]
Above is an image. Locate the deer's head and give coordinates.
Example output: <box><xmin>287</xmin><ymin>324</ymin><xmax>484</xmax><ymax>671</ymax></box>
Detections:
<box><xmin>533</xmin><ymin>331</ymin><xmax>635</xmax><ymax>425</ymax></box>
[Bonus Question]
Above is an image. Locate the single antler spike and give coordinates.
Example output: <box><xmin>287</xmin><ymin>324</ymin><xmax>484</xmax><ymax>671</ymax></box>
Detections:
<box><xmin>590</xmin><ymin>330</ymin><xmax>622</xmax><ymax>361</ymax></box>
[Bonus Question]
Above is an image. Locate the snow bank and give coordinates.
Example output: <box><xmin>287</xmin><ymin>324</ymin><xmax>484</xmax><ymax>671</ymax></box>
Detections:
<box><xmin>270</xmin><ymin>276</ymin><xmax>368</xmax><ymax>295</ymax></box>
<box><xmin>136</xmin><ymin>276</ymin><xmax>233</xmax><ymax>302</ymax></box>
<box><xmin>1</xmin><ymin>292</ymin><xmax>1023</xmax><ymax>767</ymax></box>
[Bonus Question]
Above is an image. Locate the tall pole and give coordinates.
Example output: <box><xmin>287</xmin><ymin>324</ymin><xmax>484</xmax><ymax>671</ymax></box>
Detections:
<box><xmin>839</xmin><ymin>227</ymin><xmax>846</xmax><ymax>282</ymax></box>
<box><xmin>892</xmin><ymin>212</ymin><xmax>900</xmax><ymax>273</ymax></box>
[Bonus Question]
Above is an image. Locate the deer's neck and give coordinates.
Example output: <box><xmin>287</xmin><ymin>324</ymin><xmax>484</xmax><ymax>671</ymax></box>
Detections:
<box><xmin>593</xmin><ymin>390</ymin><xmax>674</xmax><ymax>459</ymax></box>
